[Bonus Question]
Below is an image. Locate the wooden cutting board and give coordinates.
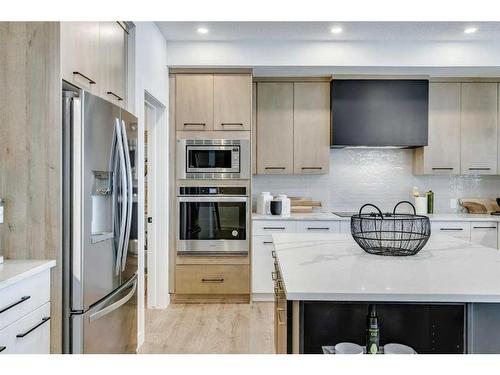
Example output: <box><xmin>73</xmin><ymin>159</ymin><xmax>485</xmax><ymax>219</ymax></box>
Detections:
<box><xmin>459</xmin><ymin>198</ymin><xmax>500</xmax><ymax>214</ymax></box>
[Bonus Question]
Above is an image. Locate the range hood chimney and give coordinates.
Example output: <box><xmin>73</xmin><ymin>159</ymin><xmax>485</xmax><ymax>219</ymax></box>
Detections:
<box><xmin>330</xmin><ymin>79</ymin><xmax>429</xmax><ymax>148</ymax></box>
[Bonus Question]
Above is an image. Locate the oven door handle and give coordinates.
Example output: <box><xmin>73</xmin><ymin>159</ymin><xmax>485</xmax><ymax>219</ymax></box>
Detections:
<box><xmin>177</xmin><ymin>197</ymin><xmax>248</xmax><ymax>203</ymax></box>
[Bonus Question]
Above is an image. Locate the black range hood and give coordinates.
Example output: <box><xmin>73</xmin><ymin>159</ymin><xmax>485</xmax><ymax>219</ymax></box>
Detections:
<box><xmin>330</xmin><ymin>79</ymin><xmax>429</xmax><ymax>148</ymax></box>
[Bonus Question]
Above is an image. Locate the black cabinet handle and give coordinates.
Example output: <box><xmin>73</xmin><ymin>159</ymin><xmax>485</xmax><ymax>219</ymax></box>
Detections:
<box><xmin>201</xmin><ymin>278</ymin><xmax>224</xmax><ymax>283</ymax></box>
<box><xmin>307</xmin><ymin>227</ymin><xmax>330</xmax><ymax>230</ymax></box>
<box><xmin>73</xmin><ymin>71</ymin><xmax>96</xmax><ymax>85</ymax></box>
<box><xmin>0</xmin><ymin>346</ymin><xmax>6</xmax><ymax>353</ymax></box>
<box><xmin>183</xmin><ymin>123</ymin><xmax>206</xmax><ymax>126</ymax></box>
<box><xmin>263</xmin><ymin>241</ymin><xmax>273</xmax><ymax>244</ymax></box>
<box><xmin>263</xmin><ymin>227</ymin><xmax>285</xmax><ymax>230</ymax></box>
<box><xmin>106</xmin><ymin>91</ymin><xmax>123</xmax><ymax>101</ymax></box>
<box><xmin>301</xmin><ymin>167</ymin><xmax>323</xmax><ymax>170</ymax></box>
<box><xmin>0</xmin><ymin>296</ymin><xmax>30</xmax><ymax>314</ymax></box>
<box><xmin>432</xmin><ymin>167</ymin><xmax>454</xmax><ymax>170</ymax></box>
<box><xmin>221</xmin><ymin>123</ymin><xmax>243</xmax><ymax>126</ymax></box>
<box><xmin>265</xmin><ymin>167</ymin><xmax>285</xmax><ymax>170</ymax></box>
<box><xmin>473</xmin><ymin>226</ymin><xmax>497</xmax><ymax>229</ymax></box>
<box><xmin>469</xmin><ymin>167</ymin><xmax>491</xmax><ymax>171</ymax></box>
<box><xmin>440</xmin><ymin>228</ymin><xmax>463</xmax><ymax>231</ymax></box>
<box><xmin>16</xmin><ymin>317</ymin><xmax>50</xmax><ymax>338</ymax></box>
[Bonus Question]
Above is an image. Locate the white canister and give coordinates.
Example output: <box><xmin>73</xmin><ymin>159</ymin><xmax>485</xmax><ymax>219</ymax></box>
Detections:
<box><xmin>256</xmin><ymin>192</ymin><xmax>273</xmax><ymax>215</ymax></box>
<box><xmin>414</xmin><ymin>197</ymin><xmax>427</xmax><ymax>215</ymax></box>
<box><xmin>276</xmin><ymin>194</ymin><xmax>291</xmax><ymax>217</ymax></box>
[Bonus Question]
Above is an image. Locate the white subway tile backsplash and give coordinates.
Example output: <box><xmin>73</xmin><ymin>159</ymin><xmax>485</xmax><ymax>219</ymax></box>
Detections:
<box><xmin>252</xmin><ymin>149</ymin><xmax>500</xmax><ymax>213</ymax></box>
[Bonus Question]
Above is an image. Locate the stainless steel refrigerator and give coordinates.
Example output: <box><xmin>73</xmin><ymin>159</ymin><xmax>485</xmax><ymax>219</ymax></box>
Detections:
<box><xmin>62</xmin><ymin>85</ymin><xmax>138</xmax><ymax>354</ymax></box>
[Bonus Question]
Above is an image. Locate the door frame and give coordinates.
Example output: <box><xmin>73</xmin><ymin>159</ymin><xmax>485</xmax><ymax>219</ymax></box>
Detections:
<box><xmin>143</xmin><ymin>91</ymin><xmax>169</xmax><ymax>310</ymax></box>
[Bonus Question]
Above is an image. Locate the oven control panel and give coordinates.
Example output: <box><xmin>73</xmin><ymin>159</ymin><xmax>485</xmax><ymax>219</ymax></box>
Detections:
<box><xmin>178</xmin><ymin>186</ymin><xmax>247</xmax><ymax>196</ymax></box>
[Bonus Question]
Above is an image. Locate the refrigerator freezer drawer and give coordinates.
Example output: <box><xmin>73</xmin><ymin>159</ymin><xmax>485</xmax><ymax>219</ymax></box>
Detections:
<box><xmin>71</xmin><ymin>275</ymin><xmax>137</xmax><ymax>354</ymax></box>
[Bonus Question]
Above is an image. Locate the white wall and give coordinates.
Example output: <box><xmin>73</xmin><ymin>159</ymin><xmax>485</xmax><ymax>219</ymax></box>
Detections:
<box><xmin>129</xmin><ymin>21</ymin><xmax>169</xmax><ymax>349</ymax></box>
<box><xmin>166</xmin><ymin>40</ymin><xmax>500</xmax><ymax>69</ymax></box>
<box><xmin>253</xmin><ymin>149</ymin><xmax>500</xmax><ymax>214</ymax></box>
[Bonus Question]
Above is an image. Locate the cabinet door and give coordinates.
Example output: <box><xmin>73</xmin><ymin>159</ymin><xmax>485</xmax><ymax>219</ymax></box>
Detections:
<box><xmin>252</xmin><ymin>82</ymin><xmax>257</xmax><ymax>174</ymax></box>
<box><xmin>293</xmin><ymin>82</ymin><xmax>330</xmax><ymax>174</ymax></box>
<box><xmin>61</xmin><ymin>22</ymin><xmax>100</xmax><ymax>94</ymax></box>
<box><xmin>471</xmin><ymin>222</ymin><xmax>498</xmax><ymax>249</ymax></box>
<box><xmin>214</xmin><ymin>74</ymin><xmax>251</xmax><ymax>130</ymax></box>
<box><xmin>422</xmin><ymin>83</ymin><xmax>461</xmax><ymax>174</ymax></box>
<box><xmin>257</xmin><ymin>82</ymin><xmax>294</xmax><ymax>174</ymax></box>
<box><xmin>251</xmin><ymin>236</ymin><xmax>275</xmax><ymax>296</ymax></box>
<box><xmin>460</xmin><ymin>83</ymin><xmax>498</xmax><ymax>174</ymax></box>
<box><xmin>99</xmin><ymin>22</ymin><xmax>126</xmax><ymax>107</ymax></box>
<box><xmin>176</xmin><ymin>74</ymin><xmax>214</xmax><ymax>131</ymax></box>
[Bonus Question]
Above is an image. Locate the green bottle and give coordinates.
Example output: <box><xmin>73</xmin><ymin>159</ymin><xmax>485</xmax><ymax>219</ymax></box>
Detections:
<box><xmin>366</xmin><ymin>304</ymin><xmax>380</xmax><ymax>354</ymax></box>
<box><xmin>426</xmin><ymin>190</ymin><xmax>434</xmax><ymax>214</ymax></box>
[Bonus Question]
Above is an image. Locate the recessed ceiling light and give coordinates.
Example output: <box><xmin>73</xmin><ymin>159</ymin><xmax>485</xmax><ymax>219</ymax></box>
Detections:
<box><xmin>464</xmin><ymin>27</ymin><xmax>477</xmax><ymax>34</ymax></box>
<box><xmin>330</xmin><ymin>27</ymin><xmax>343</xmax><ymax>34</ymax></box>
<box><xmin>197</xmin><ymin>27</ymin><xmax>209</xmax><ymax>34</ymax></box>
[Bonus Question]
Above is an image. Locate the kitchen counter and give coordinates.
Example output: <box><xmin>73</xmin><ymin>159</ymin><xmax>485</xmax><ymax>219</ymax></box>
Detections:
<box><xmin>253</xmin><ymin>212</ymin><xmax>500</xmax><ymax>222</ymax></box>
<box><xmin>272</xmin><ymin>233</ymin><xmax>500</xmax><ymax>302</ymax></box>
<box><xmin>0</xmin><ymin>259</ymin><xmax>56</xmax><ymax>291</ymax></box>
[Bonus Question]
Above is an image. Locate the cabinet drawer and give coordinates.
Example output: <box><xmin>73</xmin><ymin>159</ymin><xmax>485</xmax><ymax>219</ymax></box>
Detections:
<box><xmin>0</xmin><ymin>270</ymin><xmax>50</xmax><ymax>331</ymax></box>
<box><xmin>176</xmin><ymin>264</ymin><xmax>249</xmax><ymax>295</ymax></box>
<box><xmin>296</xmin><ymin>221</ymin><xmax>340</xmax><ymax>233</ymax></box>
<box><xmin>340</xmin><ymin>221</ymin><xmax>351</xmax><ymax>234</ymax></box>
<box><xmin>432</xmin><ymin>221</ymin><xmax>471</xmax><ymax>239</ymax></box>
<box><xmin>253</xmin><ymin>220</ymin><xmax>296</xmax><ymax>235</ymax></box>
<box><xmin>471</xmin><ymin>222</ymin><xmax>498</xmax><ymax>249</ymax></box>
<box><xmin>0</xmin><ymin>302</ymin><xmax>50</xmax><ymax>354</ymax></box>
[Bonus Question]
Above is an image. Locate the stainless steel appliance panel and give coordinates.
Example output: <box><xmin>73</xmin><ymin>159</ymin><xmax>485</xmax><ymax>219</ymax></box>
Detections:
<box><xmin>71</xmin><ymin>275</ymin><xmax>137</xmax><ymax>354</ymax></box>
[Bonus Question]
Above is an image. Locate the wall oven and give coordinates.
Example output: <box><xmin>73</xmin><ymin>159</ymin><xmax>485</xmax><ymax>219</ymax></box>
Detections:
<box><xmin>177</xmin><ymin>186</ymin><xmax>249</xmax><ymax>255</ymax></box>
<box><xmin>176</xmin><ymin>139</ymin><xmax>250</xmax><ymax>179</ymax></box>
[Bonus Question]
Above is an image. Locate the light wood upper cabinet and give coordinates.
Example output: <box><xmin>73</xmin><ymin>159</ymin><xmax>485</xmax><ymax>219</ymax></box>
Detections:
<box><xmin>257</xmin><ymin>82</ymin><xmax>294</xmax><ymax>174</ymax></box>
<box><xmin>414</xmin><ymin>83</ymin><xmax>461</xmax><ymax>175</ymax></box>
<box><xmin>293</xmin><ymin>82</ymin><xmax>330</xmax><ymax>174</ymax></box>
<box><xmin>460</xmin><ymin>82</ymin><xmax>498</xmax><ymax>175</ymax></box>
<box><xmin>61</xmin><ymin>22</ymin><xmax>100</xmax><ymax>94</ymax></box>
<box><xmin>252</xmin><ymin>82</ymin><xmax>257</xmax><ymax>174</ymax></box>
<box><xmin>99</xmin><ymin>22</ymin><xmax>126</xmax><ymax>107</ymax></box>
<box><xmin>214</xmin><ymin>75</ymin><xmax>252</xmax><ymax>130</ymax></box>
<box><xmin>176</xmin><ymin>74</ymin><xmax>214</xmax><ymax>131</ymax></box>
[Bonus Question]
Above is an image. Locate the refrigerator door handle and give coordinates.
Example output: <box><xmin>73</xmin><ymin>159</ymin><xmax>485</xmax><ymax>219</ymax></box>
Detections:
<box><xmin>88</xmin><ymin>278</ymin><xmax>137</xmax><ymax>323</ymax></box>
<box><xmin>114</xmin><ymin>118</ymin><xmax>128</xmax><ymax>276</ymax></box>
<box><xmin>120</xmin><ymin>120</ymin><xmax>133</xmax><ymax>271</ymax></box>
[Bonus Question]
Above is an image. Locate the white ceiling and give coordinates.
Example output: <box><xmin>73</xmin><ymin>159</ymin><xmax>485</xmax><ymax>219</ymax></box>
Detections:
<box><xmin>157</xmin><ymin>22</ymin><xmax>500</xmax><ymax>42</ymax></box>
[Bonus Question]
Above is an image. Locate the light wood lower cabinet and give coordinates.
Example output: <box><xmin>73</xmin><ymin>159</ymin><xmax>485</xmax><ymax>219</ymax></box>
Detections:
<box><xmin>214</xmin><ymin>74</ymin><xmax>252</xmax><ymax>130</ymax></box>
<box><xmin>460</xmin><ymin>83</ymin><xmax>498</xmax><ymax>175</ymax></box>
<box><xmin>414</xmin><ymin>83</ymin><xmax>461</xmax><ymax>175</ymax></box>
<box><xmin>175</xmin><ymin>264</ymin><xmax>249</xmax><ymax>295</ymax></box>
<box><xmin>293</xmin><ymin>82</ymin><xmax>330</xmax><ymax>174</ymax></box>
<box><xmin>257</xmin><ymin>82</ymin><xmax>294</xmax><ymax>174</ymax></box>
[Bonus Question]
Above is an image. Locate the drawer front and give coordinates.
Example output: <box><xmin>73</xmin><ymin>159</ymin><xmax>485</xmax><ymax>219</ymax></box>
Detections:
<box><xmin>340</xmin><ymin>221</ymin><xmax>351</xmax><ymax>234</ymax></box>
<box><xmin>471</xmin><ymin>222</ymin><xmax>498</xmax><ymax>249</ymax></box>
<box><xmin>0</xmin><ymin>270</ymin><xmax>50</xmax><ymax>331</ymax></box>
<box><xmin>176</xmin><ymin>264</ymin><xmax>249</xmax><ymax>295</ymax></box>
<box><xmin>253</xmin><ymin>220</ymin><xmax>296</xmax><ymax>236</ymax></box>
<box><xmin>252</xmin><ymin>236</ymin><xmax>275</xmax><ymax>295</ymax></box>
<box><xmin>431</xmin><ymin>221</ymin><xmax>471</xmax><ymax>239</ymax></box>
<box><xmin>296</xmin><ymin>220</ymin><xmax>340</xmax><ymax>233</ymax></box>
<box><xmin>0</xmin><ymin>302</ymin><xmax>50</xmax><ymax>354</ymax></box>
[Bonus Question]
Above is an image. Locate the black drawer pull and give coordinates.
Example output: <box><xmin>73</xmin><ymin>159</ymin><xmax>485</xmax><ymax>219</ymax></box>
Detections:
<box><xmin>221</xmin><ymin>122</ymin><xmax>243</xmax><ymax>126</ymax></box>
<box><xmin>16</xmin><ymin>317</ymin><xmax>50</xmax><ymax>338</ymax></box>
<box><xmin>440</xmin><ymin>228</ymin><xmax>463</xmax><ymax>231</ymax></box>
<box><xmin>106</xmin><ymin>91</ymin><xmax>123</xmax><ymax>101</ymax></box>
<box><xmin>73</xmin><ymin>71</ymin><xmax>96</xmax><ymax>85</ymax></box>
<box><xmin>432</xmin><ymin>167</ymin><xmax>454</xmax><ymax>170</ymax></box>
<box><xmin>263</xmin><ymin>241</ymin><xmax>273</xmax><ymax>244</ymax></box>
<box><xmin>301</xmin><ymin>167</ymin><xmax>323</xmax><ymax>170</ymax></box>
<box><xmin>473</xmin><ymin>226</ymin><xmax>497</xmax><ymax>229</ymax></box>
<box><xmin>265</xmin><ymin>167</ymin><xmax>285</xmax><ymax>170</ymax></box>
<box><xmin>469</xmin><ymin>167</ymin><xmax>491</xmax><ymax>171</ymax></box>
<box><xmin>0</xmin><ymin>346</ymin><xmax>6</xmax><ymax>353</ymax></box>
<box><xmin>184</xmin><ymin>123</ymin><xmax>206</xmax><ymax>126</ymax></box>
<box><xmin>263</xmin><ymin>227</ymin><xmax>285</xmax><ymax>230</ymax></box>
<box><xmin>0</xmin><ymin>296</ymin><xmax>30</xmax><ymax>314</ymax></box>
<box><xmin>201</xmin><ymin>278</ymin><xmax>224</xmax><ymax>283</ymax></box>
<box><xmin>307</xmin><ymin>227</ymin><xmax>330</xmax><ymax>230</ymax></box>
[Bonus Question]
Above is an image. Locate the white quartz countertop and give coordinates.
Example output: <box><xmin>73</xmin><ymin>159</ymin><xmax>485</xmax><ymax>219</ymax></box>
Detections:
<box><xmin>0</xmin><ymin>259</ymin><xmax>56</xmax><ymax>291</ymax></box>
<box><xmin>253</xmin><ymin>212</ymin><xmax>500</xmax><ymax>222</ymax></box>
<box><xmin>272</xmin><ymin>233</ymin><xmax>500</xmax><ymax>303</ymax></box>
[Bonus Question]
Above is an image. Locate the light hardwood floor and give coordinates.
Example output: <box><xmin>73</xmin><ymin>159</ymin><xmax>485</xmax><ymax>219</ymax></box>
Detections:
<box><xmin>140</xmin><ymin>302</ymin><xmax>275</xmax><ymax>354</ymax></box>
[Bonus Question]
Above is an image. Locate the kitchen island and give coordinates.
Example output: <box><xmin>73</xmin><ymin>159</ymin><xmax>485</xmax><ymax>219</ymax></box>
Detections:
<box><xmin>271</xmin><ymin>233</ymin><xmax>500</xmax><ymax>354</ymax></box>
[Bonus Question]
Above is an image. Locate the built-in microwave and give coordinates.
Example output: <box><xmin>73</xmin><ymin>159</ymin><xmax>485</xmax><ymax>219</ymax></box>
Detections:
<box><xmin>176</xmin><ymin>139</ymin><xmax>250</xmax><ymax>179</ymax></box>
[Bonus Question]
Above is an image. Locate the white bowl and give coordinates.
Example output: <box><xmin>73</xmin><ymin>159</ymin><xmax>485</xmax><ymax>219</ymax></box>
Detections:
<box><xmin>334</xmin><ymin>342</ymin><xmax>364</xmax><ymax>354</ymax></box>
<box><xmin>384</xmin><ymin>343</ymin><xmax>416</xmax><ymax>354</ymax></box>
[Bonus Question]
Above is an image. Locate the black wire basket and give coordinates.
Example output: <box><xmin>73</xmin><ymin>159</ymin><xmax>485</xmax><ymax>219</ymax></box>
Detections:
<box><xmin>351</xmin><ymin>201</ymin><xmax>431</xmax><ymax>256</ymax></box>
